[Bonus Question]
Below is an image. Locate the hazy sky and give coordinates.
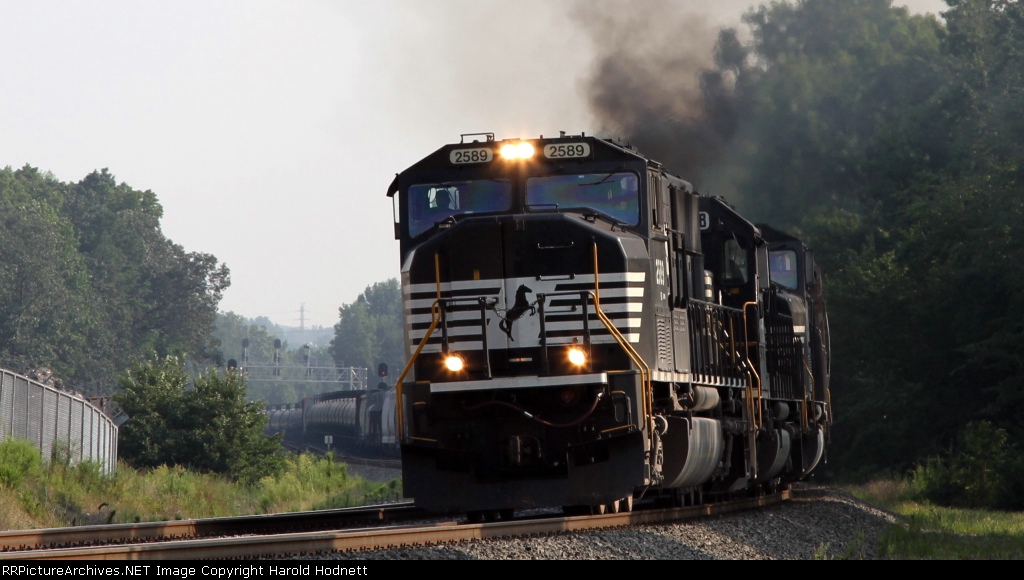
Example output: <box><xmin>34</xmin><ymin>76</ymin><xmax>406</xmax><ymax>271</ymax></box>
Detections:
<box><xmin>1</xmin><ymin>0</ymin><xmax>947</xmax><ymax>329</ymax></box>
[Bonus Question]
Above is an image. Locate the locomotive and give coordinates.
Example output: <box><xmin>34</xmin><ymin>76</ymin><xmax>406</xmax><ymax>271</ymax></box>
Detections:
<box><xmin>387</xmin><ymin>132</ymin><xmax>831</xmax><ymax>521</ymax></box>
<box><xmin>264</xmin><ymin>375</ymin><xmax>400</xmax><ymax>458</ymax></box>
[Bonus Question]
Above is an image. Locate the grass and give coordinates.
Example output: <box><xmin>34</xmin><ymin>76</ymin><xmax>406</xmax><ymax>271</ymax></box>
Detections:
<box><xmin>9</xmin><ymin>433</ymin><xmax>1020</xmax><ymax>559</ymax></box>
<box><xmin>0</xmin><ymin>440</ymin><xmax>403</xmax><ymax>530</ymax></box>
<box><xmin>813</xmin><ymin>531</ymin><xmax>867</xmax><ymax>560</ymax></box>
<box><xmin>846</xmin><ymin>479</ymin><xmax>1024</xmax><ymax>559</ymax></box>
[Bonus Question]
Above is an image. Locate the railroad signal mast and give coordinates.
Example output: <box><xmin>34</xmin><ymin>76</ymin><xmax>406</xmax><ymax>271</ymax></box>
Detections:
<box><xmin>233</xmin><ymin>340</ymin><xmax>369</xmax><ymax>389</ymax></box>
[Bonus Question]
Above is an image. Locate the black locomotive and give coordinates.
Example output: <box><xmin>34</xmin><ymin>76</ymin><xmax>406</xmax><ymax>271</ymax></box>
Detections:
<box><xmin>387</xmin><ymin>133</ymin><xmax>831</xmax><ymax>520</ymax></box>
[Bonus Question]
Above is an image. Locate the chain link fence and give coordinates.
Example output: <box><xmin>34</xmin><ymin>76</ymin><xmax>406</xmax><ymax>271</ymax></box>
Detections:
<box><xmin>0</xmin><ymin>368</ymin><xmax>119</xmax><ymax>473</ymax></box>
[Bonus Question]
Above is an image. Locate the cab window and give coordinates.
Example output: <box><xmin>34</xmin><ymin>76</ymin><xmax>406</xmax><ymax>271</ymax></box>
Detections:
<box><xmin>407</xmin><ymin>179</ymin><xmax>512</xmax><ymax>237</ymax></box>
<box><xmin>526</xmin><ymin>172</ymin><xmax>639</xmax><ymax>225</ymax></box>
<box><xmin>721</xmin><ymin>238</ymin><xmax>749</xmax><ymax>285</ymax></box>
<box><xmin>769</xmin><ymin>250</ymin><xmax>798</xmax><ymax>290</ymax></box>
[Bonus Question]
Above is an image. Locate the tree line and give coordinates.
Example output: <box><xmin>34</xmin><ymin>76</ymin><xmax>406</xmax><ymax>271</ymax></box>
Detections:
<box><xmin>1</xmin><ymin>165</ymin><xmax>403</xmax><ymax>483</ymax></box>
<box><xmin>0</xmin><ymin>167</ymin><xmax>228</xmax><ymax>393</ymax></box>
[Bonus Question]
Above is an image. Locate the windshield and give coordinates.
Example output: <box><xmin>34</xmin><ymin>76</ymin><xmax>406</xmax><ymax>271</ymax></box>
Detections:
<box><xmin>526</xmin><ymin>172</ymin><xmax>639</xmax><ymax>225</ymax></box>
<box><xmin>769</xmin><ymin>250</ymin><xmax>798</xmax><ymax>290</ymax></box>
<box><xmin>407</xmin><ymin>179</ymin><xmax>513</xmax><ymax>237</ymax></box>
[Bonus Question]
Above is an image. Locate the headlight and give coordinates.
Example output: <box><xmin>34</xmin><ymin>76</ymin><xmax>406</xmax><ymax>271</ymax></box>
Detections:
<box><xmin>444</xmin><ymin>353</ymin><xmax>465</xmax><ymax>372</ymax></box>
<box><xmin>568</xmin><ymin>346</ymin><xmax>587</xmax><ymax>367</ymax></box>
<box><xmin>500</xmin><ymin>141</ymin><xmax>535</xmax><ymax>160</ymax></box>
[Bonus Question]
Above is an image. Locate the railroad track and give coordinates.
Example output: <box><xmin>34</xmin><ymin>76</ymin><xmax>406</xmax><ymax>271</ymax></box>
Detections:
<box><xmin>0</xmin><ymin>502</ymin><xmax>425</xmax><ymax>554</ymax></box>
<box><xmin>0</xmin><ymin>489</ymin><xmax>791</xmax><ymax>560</ymax></box>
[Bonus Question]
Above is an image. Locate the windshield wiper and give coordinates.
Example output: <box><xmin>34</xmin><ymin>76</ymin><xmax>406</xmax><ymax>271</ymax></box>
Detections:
<box><xmin>577</xmin><ymin>172</ymin><xmax>618</xmax><ymax>187</ymax></box>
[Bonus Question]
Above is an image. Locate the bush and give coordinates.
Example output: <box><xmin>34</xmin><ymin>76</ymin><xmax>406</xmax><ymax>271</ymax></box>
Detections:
<box><xmin>0</xmin><ymin>439</ymin><xmax>42</xmax><ymax>489</ymax></box>
<box><xmin>910</xmin><ymin>421</ymin><xmax>1024</xmax><ymax>510</ymax></box>
<box><xmin>115</xmin><ymin>355</ymin><xmax>286</xmax><ymax>483</ymax></box>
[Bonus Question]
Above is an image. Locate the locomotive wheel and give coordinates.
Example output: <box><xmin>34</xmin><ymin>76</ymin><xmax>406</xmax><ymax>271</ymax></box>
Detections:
<box><xmin>466</xmin><ymin>510</ymin><xmax>484</xmax><ymax>523</ymax></box>
<box><xmin>499</xmin><ymin>508</ymin><xmax>515</xmax><ymax>520</ymax></box>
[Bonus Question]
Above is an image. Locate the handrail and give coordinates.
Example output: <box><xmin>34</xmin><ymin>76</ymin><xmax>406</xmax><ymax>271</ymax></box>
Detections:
<box><xmin>588</xmin><ymin>291</ymin><xmax>650</xmax><ymax>418</ymax></box>
<box><xmin>801</xmin><ymin>359</ymin><xmax>814</xmax><ymax>431</ymax></box>
<box><xmin>394</xmin><ymin>300</ymin><xmax>441</xmax><ymax>442</ymax></box>
<box><xmin>395</xmin><ymin>254</ymin><xmax>444</xmax><ymax>442</ymax></box>
<box><xmin>588</xmin><ymin>243</ymin><xmax>654</xmax><ymax>446</ymax></box>
<box><xmin>742</xmin><ymin>301</ymin><xmax>763</xmax><ymax>431</ymax></box>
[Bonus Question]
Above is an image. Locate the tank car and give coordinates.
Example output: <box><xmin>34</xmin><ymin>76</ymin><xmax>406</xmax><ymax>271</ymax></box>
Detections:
<box><xmin>387</xmin><ymin>132</ymin><xmax>832</xmax><ymax>520</ymax></box>
<box><xmin>266</xmin><ymin>404</ymin><xmax>303</xmax><ymax>434</ymax></box>
<box><xmin>264</xmin><ymin>383</ymin><xmax>399</xmax><ymax>458</ymax></box>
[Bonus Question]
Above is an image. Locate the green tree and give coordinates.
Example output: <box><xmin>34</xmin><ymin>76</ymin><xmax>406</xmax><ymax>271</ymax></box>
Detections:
<box><xmin>64</xmin><ymin>169</ymin><xmax>230</xmax><ymax>379</ymax></box>
<box><xmin>213</xmin><ymin>312</ymin><xmax>279</xmax><ymax>368</ymax></box>
<box><xmin>718</xmin><ymin>0</ymin><xmax>948</xmax><ymax>227</ymax></box>
<box><xmin>330</xmin><ymin>279</ymin><xmax>404</xmax><ymax>374</ymax></box>
<box><xmin>0</xmin><ymin>167</ymin><xmax>91</xmax><ymax>376</ymax></box>
<box><xmin>0</xmin><ymin>165</ymin><xmax>230</xmax><ymax>393</ymax></box>
<box><xmin>114</xmin><ymin>355</ymin><xmax>285</xmax><ymax>483</ymax></box>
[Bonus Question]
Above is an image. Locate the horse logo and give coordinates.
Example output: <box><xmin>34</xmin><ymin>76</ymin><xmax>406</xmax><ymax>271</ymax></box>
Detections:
<box><xmin>499</xmin><ymin>284</ymin><xmax>535</xmax><ymax>341</ymax></box>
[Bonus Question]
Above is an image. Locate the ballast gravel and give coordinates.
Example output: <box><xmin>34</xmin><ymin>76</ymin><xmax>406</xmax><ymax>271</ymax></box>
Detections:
<box><xmin>310</xmin><ymin>485</ymin><xmax>901</xmax><ymax>560</ymax></box>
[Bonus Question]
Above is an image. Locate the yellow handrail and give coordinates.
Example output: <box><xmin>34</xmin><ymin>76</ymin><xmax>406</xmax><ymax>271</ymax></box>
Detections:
<box><xmin>588</xmin><ymin>243</ymin><xmax>654</xmax><ymax>442</ymax></box>
<box><xmin>742</xmin><ymin>301</ymin><xmax>762</xmax><ymax>431</ymax></box>
<box><xmin>588</xmin><ymin>291</ymin><xmax>651</xmax><ymax>417</ymax></box>
<box><xmin>395</xmin><ymin>254</ymin><xmax>444</xmax><ymax>442</ymax></box>
<box><xmin>394</xmin><ymin>300</ymin><xmax>441</xmax><ymax>442</ymax></box>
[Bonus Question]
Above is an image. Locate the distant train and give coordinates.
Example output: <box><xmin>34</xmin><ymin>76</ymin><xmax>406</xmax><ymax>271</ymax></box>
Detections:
<box><xmin>386</xmin><ymin>132</ymin><xmax>831</xmax><ymax>521</ymax></box>
<box><xmin>264</xmin><ymin>365</ymin><xmax>399</xmax><ymax>458</ymax></box>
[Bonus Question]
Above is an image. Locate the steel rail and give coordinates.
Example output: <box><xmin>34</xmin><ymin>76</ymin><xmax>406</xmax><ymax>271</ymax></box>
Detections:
<box><xmin>0</xmin><ymin>490</ymin><xmax>791</xmax><ymax>560</ymax></box>
<box><xmin>0</xmin><ymin>502</ymin><xmax>422</xmax><ymax>553</ymax></box>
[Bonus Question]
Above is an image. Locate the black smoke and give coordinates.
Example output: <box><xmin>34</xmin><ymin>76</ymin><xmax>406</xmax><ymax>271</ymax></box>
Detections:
<box><xmin>572</xmin><ymin>1</ymin><xmax>749</xmax><ymax>187</ymax></box>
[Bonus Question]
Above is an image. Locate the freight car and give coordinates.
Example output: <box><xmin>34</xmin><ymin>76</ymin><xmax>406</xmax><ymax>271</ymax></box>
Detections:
<box><xmin>386</xmin><ymin>132</ymin><xmax>831</xmax><ymax>521</ymax></box>
<box><xmin>265</xmin><ymin>372</ymin><xmax>399</xmax><ymax>458</ymax></box>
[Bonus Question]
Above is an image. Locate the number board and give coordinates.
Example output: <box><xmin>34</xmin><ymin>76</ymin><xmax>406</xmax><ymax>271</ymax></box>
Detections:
<box><xmin>698</xmin><ymin>211</ymin><xmax>710</xmax><ymax>230</ymax></box>
<box><xmin>544</xmin><ymin>142</ymin><xmax>591</xmax><ymax>159</ymax></box>
<box><xmin>450</xmin><ymin>148</ymin><xmax>493</xmax><ymax>165</ymax></box>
